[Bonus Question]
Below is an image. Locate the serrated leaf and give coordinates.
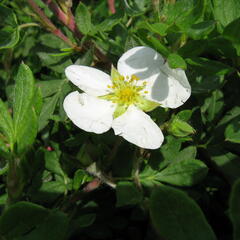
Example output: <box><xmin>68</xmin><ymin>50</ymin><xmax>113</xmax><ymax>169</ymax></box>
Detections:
<box><xmin>212</xmin><ymin>0</ymin><xmax>240</xmax><ymax>27</ymax></box>
<box><xmin>75</xmin><ymin>2</ymin><xmax>92</xmax><ymax>35</ymax></box>
<box><xmin>13</xmin><ymin>64</ymin><xmax>34</xmax><ymax>128</ymax></box>
<box><xmin>0</xmin><ymin>99</ymin><xmax>14</xmax><ymax>145</ymax></box>
<box><xmin>155</xmin><ymin>159</ymin><xmax>208</xmax><ymax>187</ymax></box>
<box><xmin>13</xmin><ymin>63</ymin><xmax>38</xmax><ymax>153</ymax></box>
<box><xmin>150</xmin><ymin>186</ymin><xmax>217</xmax><ymax>240</ymax></box>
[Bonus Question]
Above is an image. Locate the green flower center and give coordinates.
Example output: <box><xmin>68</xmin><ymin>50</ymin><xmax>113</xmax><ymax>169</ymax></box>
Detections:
<box><xmin>107</xmin><ymin>74</ymin><xmax>147</xmax><ymax>105</ymax></box>
<box><xmin>100</xmin><ymin>66</ymin><xmax>160</xmax><ymax>118</ymax></box>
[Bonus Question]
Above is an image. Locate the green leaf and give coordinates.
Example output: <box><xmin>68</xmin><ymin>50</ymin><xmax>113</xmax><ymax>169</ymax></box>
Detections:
<box><xmin>223</xmin><ymin>17</ymin><xmax>240</xmax><ymax>56</ymax></box>
<box><xmin>138</xmin><ymin>22</ymin><xmax>169</xmax><ymax>36</ymax></box>
<box><xmin>45</xmin><ymin>150</ymin><xmax>64</xmax><ymax>176</ymax></box>
<box><xmin>150</xmin><ymin>186</ymin><xmax>217</xmax><ymax>240</ymax></box>
<box><xmin>178</xmin><ymin>40</ymin><xmax>207</xmax><ymax>58</ymax></box>
<box><xmin>32</xmin><ymin>86</ymin><xmax>43</xmax><ymax>116</ymax></box>
<box><xmin>39</xmin><ymin>33</ymin><xmax>69</xmax><ymax>49</ymax></box>
<box><xmin>17</xmin><ymin>107</ymin><xmax>38</xmax><ymax>153</ymax></box>
<box><xmin>229</xmin><ymin>178</ymin><xmax>240</xmax><ymax>240</ymax></box>
<box><xmin>187</xmin><ymin>21</ymin><xmax>215</xmax><ymax>40</ymax></box>
<box><xmin>0</xmin><ymin>99</ymin><xmax>14</xmax><ymax>145</ymax></box>
<box><xmin>168</xmin><ymin>117</ymin><xmax>195</xmax><ymax>137</ymax></box>
<box><xmin>30</xmin><ymin>181</ymin><xmax>66</xmax><ymax>203</ymax></box>
<box><xmin>212</xmin><ymin>0</ymin><xmax>240</xmax><ymax>27</ymax></box>
<box><xmin>75</xmin><ymin>2</ymin><xmax>92</xmax><ymax>35</ymax></box>
<box><xmin>176</xmin><ymin>146</ymin><xmax>197</xmax><ymax>162</ymax></box>
<box><xmin>161</xmin><ymin>0</ymin><xmax>205</xmax><ymax>30</ymax></box>
<box><xmin>73</xmin><ymin>169</ymin><xmax>93</xmax><ymax>190</ymax></box>
<box><xmin>13</xmin><ymin>63</ymin><xmax>34</xmax><ymax>129</ymax></box>
<box><xmin>0</xmin><ymin>27</ymin><xmax>20</xmax><ymax>50</ymax></box>
<box><xmin>37</xmin><ymin>52</ymin><xmax>72</xmax><ymax>73</ymax></box>
<box><xmin>38</xmin><ymin>93</ymin><xmax>59</xmax><ymax>131</ymax></box>
<box><xmin>0</xmin><ymin>5</ymin><xmax>20</xmax><ymax>49</ymax></box>
<box><xmin>13</xmin><ymin>63</ymin><xmax>38</xmax><ymax>153</ymax></box>
<box><xmin>176</xmin><ymin>110</ymin><xmax>192</xmax><ymax>121</ymax></box>
<box><xmin>225</xmin><ymin>117</ymin><xmax>240</xmax><ymax>143</ymax></box>
<box><xmin>208</xmin><ymin>145</ymin><xmax>240</xmax><ymax>184</ymax></box>
<box><xmin>116</xmin><ymin>181</ymin><xmax>143</xmax><ymax>207</ymax></box>
<box><xmin>201</xmin><ymin>90</ymin><xmax>224</xmax><ymax>124</ymax></box>
<box><xmin>122</xmin><ymin>0</ymin><xmax>145</xmax><ymax>16</ymax></box>
<box><xmin>96</xmin><ymin>12</ymin><xmax>122</xmax><ymax>32</ymax></box>
<box><xmin>167</xmin><ymin>53</ymin><xmax>187</xmax><ymax>69</ymax></box>
<box><xmin>75</xmin><ymin>48</ymin><xmax>94</xmax><ymax>66</ymax></box>
<box><xmin>147</xmin><ymin>36</ymin><xmax>170</xmax><ymax>57</ymax></box>
<box><xmin>37</xmin><ymin>79</ymin><xmax>66</xmax><ymax>98</ymax></box>
<box><xmin>0</xmin><ymin>4</ymin><xmax>18</xmax><ymax>27</ymax></box>
<box><xmin>158</xmin><ymin>136</ymin><xmax>183</xmax><ymax>164</ymax></box>
<box><xmin>0</xmin><ymin>201</ymin><xmax>49</xmax><ymax>238</ymax></box>
<box><xmin>17</xmin><ymin>210</ymin><xmax>69</xmax><ymax>240</ymax></box>
<box><xmin>186</xmin><ymin>57</ymin><xmax>234</xmax><ymax>76</ymax></box>
<box><xmin>155</xmin><ymin>159</ymin><xmax>208</xmax><ymax>187</ymax></box>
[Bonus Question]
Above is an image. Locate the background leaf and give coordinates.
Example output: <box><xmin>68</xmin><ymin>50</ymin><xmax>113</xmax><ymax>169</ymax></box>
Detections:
<box><xmin>229</xmin><ymin>178</ymin><xmax>240</xmax><ymax>240</ymax></box>
<box><xmin>150</xmin><ymin>186</ymin><xmax>217</xmax><ymax>240</ymax></box>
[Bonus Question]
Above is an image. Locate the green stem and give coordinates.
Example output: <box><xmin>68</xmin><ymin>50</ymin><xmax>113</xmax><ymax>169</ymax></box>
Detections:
<box><xmin>132</xmin><ymin>149</ymin><xmax>143</xmax><ymax>189</ymax></box>
<box><xmin>6</xmin><ymin>157</ymin><xmax>24</xmax><ymax>205</ymax></box>
<box><xmin>18</xmin><ymin>22</ymin><xmax>40</xmax><ymax>29</ymax></box>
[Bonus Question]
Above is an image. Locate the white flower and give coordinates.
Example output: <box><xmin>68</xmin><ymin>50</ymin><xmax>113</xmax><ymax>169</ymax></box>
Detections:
<box><xmin>63</xmin><ymin>46</ymin><xmax>191</xmax><ymax>149</ymax></box>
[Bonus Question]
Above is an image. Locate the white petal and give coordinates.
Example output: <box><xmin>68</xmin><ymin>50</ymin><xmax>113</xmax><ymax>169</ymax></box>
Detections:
<box><xmin>65</xmin><ymin>65</ymin><xmax>112</xmax><ymax>96</ymax></box>
<box><xmin>112</xmin><ymin>106</ymin><xmax>164</xmax><ymax>149</ymax></box>
<box><xmin>63</xmin><ymin>91</ymin><xmax>115</xmax><ymax>134</ymax></box>
<box><xmin>143</xmin><ymin>64</ymin><xmax>191</xmax><ymax>108</ymax></box>
<box><xmin>117</xmin><ymin>46</ymin><xmax>191</xmax><ymax>108</ymax></box>
<box><xmin>117</xmin><ymin>46</ymin><xmax>165</xmax><ymax>80</ymax></box>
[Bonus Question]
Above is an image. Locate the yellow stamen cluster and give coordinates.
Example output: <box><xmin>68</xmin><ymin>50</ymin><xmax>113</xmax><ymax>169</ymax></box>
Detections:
<box><xmin>107</xmin><ymin>74</ymin><xmax>147</xmax><ymax>105</ymax></box>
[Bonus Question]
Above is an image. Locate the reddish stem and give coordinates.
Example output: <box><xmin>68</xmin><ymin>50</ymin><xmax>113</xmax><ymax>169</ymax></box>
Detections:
<box><xmin>27</xmin><ymin>0</ymin><xmax>80</xmax><ymax>50</ymax></box>
<box><xmin>41</xmin><ymin>0</ymin><xmax>82</xmax><ymax>39</ymax></box>
<box><xmin>108</xmin><ymin>0</ymin><xmax>116</xmax><ymax>14</ymax></box>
